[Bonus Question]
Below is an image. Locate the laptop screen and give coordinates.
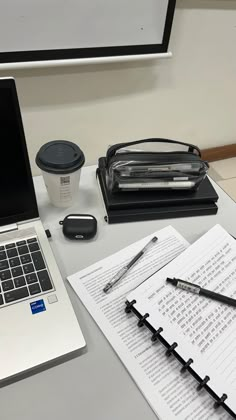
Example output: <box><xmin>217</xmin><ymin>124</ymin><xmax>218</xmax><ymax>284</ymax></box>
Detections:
<box><xmin>0</xmin><ymin>78</ymin><xmax>39</xmax><ymax>227</ymax></box>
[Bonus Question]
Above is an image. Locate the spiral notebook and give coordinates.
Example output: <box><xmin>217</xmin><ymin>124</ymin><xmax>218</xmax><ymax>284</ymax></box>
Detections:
<box><xmin>68</xmin><ymin>225</ymin><xmax>236</xmax><ymax>420</ymax></box>
<box><xmin>126</xmin><ymin>225</ymin><xmax>236</xmax><ymax>419</ymax></box>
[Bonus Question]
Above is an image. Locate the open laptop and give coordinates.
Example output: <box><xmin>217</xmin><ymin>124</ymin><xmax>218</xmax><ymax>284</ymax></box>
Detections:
<box><xmin>0</xmin><ymin>77</ymin><xmax>85</xmax><ymax>382</ymax></box>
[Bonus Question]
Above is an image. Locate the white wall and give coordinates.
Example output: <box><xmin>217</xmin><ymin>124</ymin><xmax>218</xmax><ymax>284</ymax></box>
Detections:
<box><xmin>0</xmin><ymin>0</ymin><xmax>236</xmax><ymax>175</ymax></box>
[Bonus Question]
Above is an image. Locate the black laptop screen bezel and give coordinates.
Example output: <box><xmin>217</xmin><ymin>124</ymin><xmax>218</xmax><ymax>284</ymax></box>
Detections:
<box><xmin>0</xmin><ymin>78</ymin><xmax>39</xmax><ymax>227</ymax></box>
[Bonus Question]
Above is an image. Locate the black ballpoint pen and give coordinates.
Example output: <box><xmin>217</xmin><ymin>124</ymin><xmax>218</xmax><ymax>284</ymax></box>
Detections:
<box><xmin>166</xmin><ymin>277</ymin><xmax>236</xmax><ymax>308</ymax></box>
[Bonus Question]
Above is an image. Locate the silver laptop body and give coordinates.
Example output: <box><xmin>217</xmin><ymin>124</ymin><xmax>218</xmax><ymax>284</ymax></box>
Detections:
<box><xmin>0</xmin><ymin>77</ymin><xmax>85</xmax><ymax>382</ymax></box>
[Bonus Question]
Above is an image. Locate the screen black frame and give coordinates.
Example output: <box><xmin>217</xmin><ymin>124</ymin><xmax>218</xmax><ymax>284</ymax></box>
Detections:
<box><xmin>0</xmin><ymin>1</ymin><xmax>176</xmax><ymax>64</ymax></box>
<box><xmin>0</xmin><ymin>78</ymin><xmax>39</xmax><ymax>227</ymax></box>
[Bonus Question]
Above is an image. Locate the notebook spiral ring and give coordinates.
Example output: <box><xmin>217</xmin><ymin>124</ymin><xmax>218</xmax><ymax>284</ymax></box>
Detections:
<box><xmin>197</xmin><ymin>375</ymin><xmax>210</xmax><ymax>391</ymax></box>
<box><xmin>214</xmin><ymin>394</ymin><xmax>228</xmax><ymax>409</ymax></box>
<box><xmin>166</xmin><ymin>342</ymin><xmax>178</xmax><ymax>357</ymax></box>
<box><xmin>125</xmin><ymin>299</ymin><xmax>236</xmax><ymax>419</ymax></box>
<box><xmin>125</xmin><ymin>299</ymin><xmax>136</xmax><ymax>313</ymax></box>
<box><xmin>137</xmin><ymin>313</ymin><xmax>149</xmax><ymax>327</ymax></box>
<box><xmin>181</xmin><ymin>358</ymin><xmax>193</xmax><ymax>373</ymax></box>
<box><xmin>151</xmin><ymin>327</ymin><xmax>163</xmax><ymax>342</ymax></box>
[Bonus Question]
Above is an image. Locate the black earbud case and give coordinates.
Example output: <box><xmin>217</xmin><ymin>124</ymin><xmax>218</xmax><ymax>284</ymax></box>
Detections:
<box><xmin>59</xmin><ymin>214</ymin><xmax>97</xmax><ymax>240</ymax></box>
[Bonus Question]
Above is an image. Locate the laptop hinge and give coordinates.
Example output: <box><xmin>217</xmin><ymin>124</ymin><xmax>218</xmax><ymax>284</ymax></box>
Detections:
<box><xmin>0</xmin><ymin>223</ymin><xmax>18</xmax><ymax>235</ymax></box>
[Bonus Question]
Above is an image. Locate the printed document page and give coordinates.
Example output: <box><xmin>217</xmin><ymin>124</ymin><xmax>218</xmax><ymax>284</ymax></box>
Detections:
<box><xmin>128</xmin><ymin>224</ymin><xmax>236</xmax><ymax>418</ymax></box>
<box><xmin>68</xmin><ymin>226</ymin><xmax>193</xmax><ymax>420</ymax></box>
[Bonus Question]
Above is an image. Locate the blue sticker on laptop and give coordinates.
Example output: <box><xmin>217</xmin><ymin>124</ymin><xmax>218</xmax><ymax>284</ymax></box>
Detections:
<box><xmin>30</xmin><ymin>299</ymin><xmax>46</xmax><ymax>314</ymax></box>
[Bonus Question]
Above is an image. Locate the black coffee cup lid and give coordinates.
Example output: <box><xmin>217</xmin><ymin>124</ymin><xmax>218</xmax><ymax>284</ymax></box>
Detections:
<box><xmin>36</xmin><ymin>140</ymin><xmax>85</xmax><ymax>174</ymax></box>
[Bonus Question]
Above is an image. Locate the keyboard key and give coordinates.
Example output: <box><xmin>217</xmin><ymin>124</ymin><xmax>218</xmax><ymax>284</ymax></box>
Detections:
<box><xmin>29</xmin><ymin>283</ymin><xmax>41</xmax><ymax>295</ymax></box>
<box><xmin>31</xmin><ymin>251</ymin><xmax>45</xmax><ymax>270</ymax></box>
<box><xmin>5</xmin><ymin>243</ymin><xmax>15</xmax><ymax>249</ymax></box>
<box><xmin>26</xmin><ymin>273</ymin><xmax>37</xmax><ymax>284</ymax></box>
<box><xmin>0</xmin><ymin>260</ymin><xmax>9</xmax><ymax>271</ymax></box>
<box><xmin>7</xmin><ymin>248</ymin><xmax>18</xmax><ymax>258</ymax></box>
<box><xmin>20</xmin><ymin>254</ymin><xmax>31</xmax><ymax>264</ymax></box>
<box><xmin>29</xmin><ymin>242</ymin><xmax>40</xmax><ymax>252</ymax></box>
<box><xmin>0</xmin><ymin>251</ymin><xmax>7</xmax><ymax>260</ymax></box>
<box><xmin>9</xmin><ymin>257</ymin><xmax>21</xmax><ymax>267</ymax></box>
<box><xmin>4</xmin><ymin>287</ymin><xmax>29</xmax><ymax>303</ymax></box>
<box><xmin>23</xmin><ymin>263</ymin><xmax>34</xmax><ymax>274</ymax></box>
<box><xmin>27</xmin><ymin>238</ymin><xmax>37</xmax><ymax>243</ymax></box>
<box><xmin>16</xmin><ymin>240</ymin><xmax>26</xmax><ymax>246</ymax></box>
<box><xmin>0</xmin><ymin>294</ymin><xmax>3</xmax><ymax>305</ymax></box>
<box><xmin>38</xmin><ymin>270</ymin><xmax>53</xmax><ymax>291</ymax></box>
<box><xmin>0</xmin><ymin>246</ymin><xmax>4</xmax><ymax>251</ymax></box>
<box><xmin>12</xmin><ymin>266</ymin><xmax>23</xmax><ymax>277</ymax></box>
<box><xmin>2</xmin><ymin>280</ymin><xmax>14</xmax><ymax>292</ymax></box>
<box><xmin>18</xmin><ymin>245</ymin><xmax>29</xmax><ymax>255</ymax></box>
<box><xmin>0</xmin><ymin>269</ymin><xmax>11</xmax><ymax>281</ymax></box>
<box><xmin>14</xmin><ymin>276</ymin><xmax>26</xmax><ymax>288</ymax></box>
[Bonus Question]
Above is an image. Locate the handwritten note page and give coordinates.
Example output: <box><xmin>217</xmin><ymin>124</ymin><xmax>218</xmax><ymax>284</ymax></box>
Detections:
<box><xmin>68</xmin><ymin>226</ymin><xmax>193</xmax><ymax>420</ymax></box>
<box><xmin>128</xmin><ymin>224</ymin><xmax>236</xmax><ymax>418</ymax></box>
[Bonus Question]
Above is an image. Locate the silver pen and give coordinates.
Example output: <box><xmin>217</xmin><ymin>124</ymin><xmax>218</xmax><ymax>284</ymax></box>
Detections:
<box><xmin>103</xmin><ymin>236</ymin><xmax>158</xmax><ymax>293</ymax></box>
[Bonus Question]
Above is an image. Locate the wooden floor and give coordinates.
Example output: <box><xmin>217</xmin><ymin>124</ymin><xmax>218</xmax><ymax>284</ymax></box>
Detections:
<box><xmin>208</xmin><ymin>157</ymin><xmax>236</xmax><ymax>202</ymax></box>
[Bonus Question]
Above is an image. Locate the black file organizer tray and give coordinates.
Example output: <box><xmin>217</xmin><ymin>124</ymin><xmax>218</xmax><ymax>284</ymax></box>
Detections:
<box><xmin>96</xmin><ymin>158</ymin><xmax>218</xmax><ymax>224</ymax></box>
<box><xmin>125</xmin><ymin>299</ymin><xmax>236</xmax><ymax>419</ymax></box>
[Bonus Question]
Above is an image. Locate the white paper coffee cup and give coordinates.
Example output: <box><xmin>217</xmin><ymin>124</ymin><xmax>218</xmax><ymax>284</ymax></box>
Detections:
<box><xmin>36</xmin><ymin>140</ymin><xmax>85</xmax><ymax>208</ymax></box>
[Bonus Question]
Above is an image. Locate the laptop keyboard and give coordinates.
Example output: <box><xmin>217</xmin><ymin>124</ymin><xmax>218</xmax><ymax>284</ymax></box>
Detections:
<box><xmin>0</xmin><ymin>237</ymin><xmax>53</xmax><ymax>307</ymax></box>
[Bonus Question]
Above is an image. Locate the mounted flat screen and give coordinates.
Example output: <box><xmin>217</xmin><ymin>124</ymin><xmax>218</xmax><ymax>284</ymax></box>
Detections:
<box><xmin>0</xmin><ymin>0</ymin><xmax>176</xmax><ymax>64</ymax></box>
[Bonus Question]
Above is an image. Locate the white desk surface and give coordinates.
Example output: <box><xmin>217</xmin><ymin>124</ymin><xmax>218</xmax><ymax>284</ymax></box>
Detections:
<box><xmin>1</xmin><ymin>165</ymin><xmax>236</xmax><ymax>420</ymax></box>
